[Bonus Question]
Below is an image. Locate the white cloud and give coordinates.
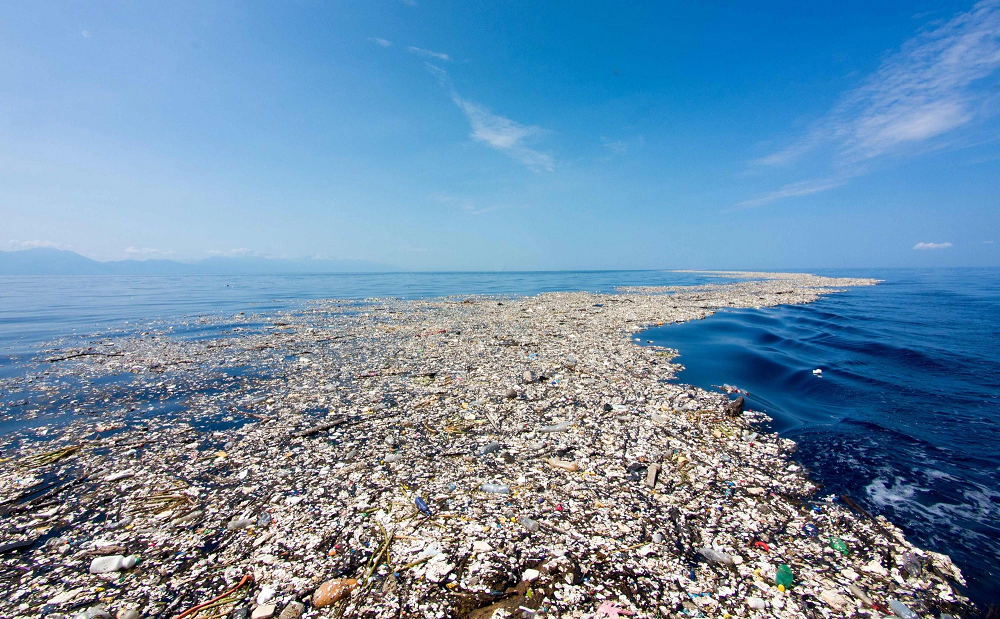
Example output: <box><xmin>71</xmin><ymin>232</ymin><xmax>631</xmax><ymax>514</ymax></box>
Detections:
<box><xmin>451</xmin><ymin>96</ymin><xmax>553</xmax><ymax>171</ymax></box>
<box><xmin>205</xmin><ymin>248</ymin><xmax>266</xmax><ymax>258</ymax></box>
<box><xmin>746</xmin><ymin>0</ymin><xmax>1000</xmax><ymax>205</ymax></box>
<box><xmin>6</xmin><ymin>239</ymin><xmax>69</xmax><ymax>250</ymax></box>
<box><xmin>431</xmin><ymin>192</ymin><xmax>508</xmax><ymax>215</ymax></box>
<box><xmin>424</xmin><ymin>63</ymin><xmax>449</xmax><ymax>85</ymax></box>
<box><xmin>125</xmin><ymin>246</ymin><xmax>174</xmax><ymax>257</ymax></box>
<box><xmin>421</xmin><ymin>64</ymin><xmax>553</xmax><ymax>171</ymax></box>
<box><xmin>735</xmin><ymin>177</ymin><xmax>847</xmax><ymax>208</ymax></box>
<box><xmin>773</xmin><ymin>1</ymin><xmax>1000</xmax><ymax>165</ymax></box>
<box><xmin>368</xmin><ymin>38</ymin><xmax>392</xmax><ymax>48</ymax></box>
<box><xmin>601</xmin><ymin>138</ymin><xmax>628</xmax><ymax>155</ymax></box>
<box><xmin>408</xmin><ymin>46</ymin><xmax>451</xmax><ymax>61</ymax></box>
<box><xmin>913</xmin><ymin>241</ymin><xmax>954</xmax><ymax>250</ymax></box>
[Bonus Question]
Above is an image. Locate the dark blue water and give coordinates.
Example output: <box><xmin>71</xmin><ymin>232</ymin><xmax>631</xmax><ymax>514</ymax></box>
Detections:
<box><xmin>640</xmin><ymin>268</ymin><xmax>1000</xmax><ymax>607</ymax></box>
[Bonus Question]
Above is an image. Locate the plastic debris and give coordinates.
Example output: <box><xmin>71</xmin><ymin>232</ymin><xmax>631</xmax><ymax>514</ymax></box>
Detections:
<box><xmin>479</xmin><ymin>483</ymin><xmax>511</xmax><ymax>494</ymax></box>
<box><xmin>698</xmin><ymin>547</ymin><xmax>734</xmax><ymax>565</ymax></box>
<box><xmin>830</xmin><ymin>536</ymin><xmax>849</xmax><ymax>554</ymax></box>
<box><xmin>312</xmin><ymin>579</ymin><xmax>359</xmax><ymax>608</ymax></box>
<box><xmin>0</xmin><ymin>272</ymin><xmax>973</xmax><ymax>618</ymax></box>
<box><xmin>775</xmin><ymin>563</ymin><xmax>794</xmax><ymax>589</ymax></box>
<box><xmin>889</xmin><ymin>599</ymin><xmax>919</xmax><ymax>619</ymax></box>
<box><xmin>415</xmin><ymin>496</ymin><xmax>431</xmax><ymax>515</ymax></box>
<box><xmin>518</xmin><ymin>516</ymin><xmax>540</xmax><ymax>533</ymax></box>
<box><xmin>88</xmin><ymin>555</ymin><xmax>137</xmax><ymax>574</ymax></box>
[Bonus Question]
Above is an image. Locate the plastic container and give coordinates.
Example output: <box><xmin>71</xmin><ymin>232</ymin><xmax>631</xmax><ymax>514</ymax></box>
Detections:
<box><xmin>775</xmin><ymin>564</ymin><xmax>793</xmax><ymax>588</ymax></box>
<box><xmin>88</xmin><ymin>555</ymin><xmax>137</xmax><ymax>574</ymax></box>
<box><xmin>829</xmin><ymin>536</ymin><xmax>849</xmax><ymax>554</ymax></box>
<box><xmin>480</xmin><ymin>483</ymin><xmax>511</xmax><ymax>494</ymax></box>
<box><xmin>415</xmin><ymin>496</ymin><xmax>431</xmax><ymax>515</ymax></box>
<box><xmin>697</xmin><ymin>547</ymin><xmax>734</xmax><ymax>565</ymax></box>
<box><xmin>889</xmin><ymin>600</ymin><xmax>918</xmax><ymax>619</ymax></box>
<box><xmin>519</xmin><ymin>516</ymin><xmax>539</xmax><ymax>532</ymax></box>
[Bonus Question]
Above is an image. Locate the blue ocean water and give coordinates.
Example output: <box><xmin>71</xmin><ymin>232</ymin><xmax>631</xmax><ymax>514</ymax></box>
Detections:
<box><xmin>1</xmin><ymin>268</ymin><xmax>997</xmax><ymax>606</ymax></box>
<box><xmin>640</xmin><ymin>268</ymin><xmax>1000</xmax><ymax>607</ymax></box>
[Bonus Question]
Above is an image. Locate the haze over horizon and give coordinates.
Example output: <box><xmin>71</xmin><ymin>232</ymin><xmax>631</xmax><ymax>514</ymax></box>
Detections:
<box><xmin>2</xmin><ymin>1</ymin><xmax>999</xmax><ymax>270</ymax></box>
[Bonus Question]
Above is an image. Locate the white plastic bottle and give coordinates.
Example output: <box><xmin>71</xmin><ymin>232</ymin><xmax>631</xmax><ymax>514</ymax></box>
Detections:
<box><xmin>89</xmin><ymin>554</ymin><xmax>137</xmax><ymax>574</ymax></box>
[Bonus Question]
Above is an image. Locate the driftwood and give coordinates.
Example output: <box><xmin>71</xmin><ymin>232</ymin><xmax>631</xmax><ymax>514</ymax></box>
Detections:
<box><xmin>291</xmin><ymin>418</ymin><xmax>346</xmax><ymax>438</ymax></box>
<box><xmin>45</xmin><ymin>350</ymin><xmax>123</xmax><ymax>363</ymax></box>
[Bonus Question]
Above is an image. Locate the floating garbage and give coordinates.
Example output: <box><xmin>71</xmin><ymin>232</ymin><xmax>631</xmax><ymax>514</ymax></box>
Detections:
<box><xmin>775</xmin><ymin>563</ymin><xmax>794</xmax><ymax>589</ymax></box>
<box><xmin>89</xmin><ymin>555</ymin><xmax>137</xmax><ymax>574</ymax></box>
<box><xmin>479</xmin><ymin>483</ymin><xmax>511</xmax><ymax>494</ymax></box>
<box><xmin>0</xmin><ymin>272</ymin><xmax>972</xmax><ymax>618</ymax></box>
<box><xmin>415</xmin><ymin>496</ymin><xmax>431</xmax><ymax>515</ymax></box>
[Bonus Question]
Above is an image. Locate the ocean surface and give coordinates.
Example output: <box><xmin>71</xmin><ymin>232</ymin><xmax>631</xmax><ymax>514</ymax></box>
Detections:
<box><xmin>1</xmin><ymin>268</ymin><xmax>998</xmax><ymax>606</ymax></box>
<box><xmin>640</xmin><ymin>268</ymin><xmax>1000</xmax><ymax>607</ymax></box>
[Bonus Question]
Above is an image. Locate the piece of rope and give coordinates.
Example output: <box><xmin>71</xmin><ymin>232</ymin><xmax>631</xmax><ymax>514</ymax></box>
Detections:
<box><xmin>174</xmin><ymin>573</ymin><xmax>254</xmax><ymax>619</ymax></box>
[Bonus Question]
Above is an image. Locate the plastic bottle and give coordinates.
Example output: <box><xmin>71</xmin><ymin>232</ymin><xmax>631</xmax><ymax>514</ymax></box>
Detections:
<box><xmin>415</xmin><ymin>496</ymin><xmax>431</xmax><ymax>515</ymax></box>
<box><xmin>538</xmin><ymin>421</ymin><xmax>572</xmax><ymax>433</ymax></box>
<box><xmin>775</xmin><ymin>564</ymin><xmax>794</xmax><ymax>589</ymax></box>
<box><xmin>88</xmin><ymin>555</ymin><xmax>137</xmax><ymax>574</ymax></box>
<box><xmin>889</xmin><ymin>600</ymin><xmax>918</xmax><ymax>619</ymax></box>
<box><xmin>519</xmin><ymin>516</ymin><xmax>539</xmax><ymax>533</ymax></box>
<box><xmin>829</xmin><ymin>536</ymin><xmax>849</xmax><ymax>554</ymax></box>
<box><xmin>476</xmin><ymin>442</ymin><xmax>503</xmax><ymax>456</ymax></box>
<box><xmin>72</xmin><ymin>605</ymin><xmax>111</xmax><ymax>619</ymax></box>
<box><xmin>226</xmin><ymin>518</ymin><xmax>254</xmax><ymax>530</ymax></box>
<box><xmin>697</xmin><ymin>547</ymin><xmax>734</xmax><ymax>565</ymax></box>
<box><xmin>901</xmin><ymin>553</ymin><xmax>922</xmax><ymax>579</ymax></box>
<box><xmin>479</xmin><ymin>483</ymin><xmax>511</xmax><ymax>494</ymax></box>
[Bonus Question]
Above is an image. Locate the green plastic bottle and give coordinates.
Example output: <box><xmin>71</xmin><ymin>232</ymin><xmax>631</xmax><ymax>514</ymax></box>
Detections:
<box><xmin>829</xmin><ymin>536</ymin><xmax>849</xmax><ymax>554</ymax></box>
<box><xmin>775</xmin><ymin>564</ymin><xmax>794</xmax><ymax>588</ymax></box>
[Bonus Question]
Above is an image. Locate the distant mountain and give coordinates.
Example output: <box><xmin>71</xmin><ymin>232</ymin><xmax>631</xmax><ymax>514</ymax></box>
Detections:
<box><xmin>0</xmin><ymin>248</ymin><xmax>398</xmax><ymax>275</ymax></box>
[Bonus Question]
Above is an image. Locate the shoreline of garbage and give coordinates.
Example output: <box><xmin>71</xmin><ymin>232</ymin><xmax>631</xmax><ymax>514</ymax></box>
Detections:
<box><xmin>0</xmin><ymin>272</ymin><xmax>976</xmax><ymax>618</ymax></box>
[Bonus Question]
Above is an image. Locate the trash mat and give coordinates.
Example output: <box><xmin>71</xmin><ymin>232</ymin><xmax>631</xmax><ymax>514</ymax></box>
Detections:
<box><xmin>0</xmin><ymin>273</ymin><xmax>973</xmax><ymax>618</ymax></box>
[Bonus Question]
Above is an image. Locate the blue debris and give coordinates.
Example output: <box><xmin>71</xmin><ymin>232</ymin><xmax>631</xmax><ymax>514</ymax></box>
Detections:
<box><xmin>415</xmin><ymin>496</ymin><xmax>431</xmax><ymax>515</ymax></box>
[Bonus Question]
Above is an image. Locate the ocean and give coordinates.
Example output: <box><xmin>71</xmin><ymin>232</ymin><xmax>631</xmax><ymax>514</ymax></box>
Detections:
<box><xmin>1</xmin><ymin>268</ymin><xmax>997</xmax><ymax>606</ymax></box>
<box><xmin>640</xmin><ymin>268</ymin><xmax>1000</xmax><ymax>606</ymax></box>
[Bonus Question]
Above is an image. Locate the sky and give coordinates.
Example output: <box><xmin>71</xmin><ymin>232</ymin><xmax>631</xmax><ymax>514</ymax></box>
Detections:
<box><xmin>1</xmin><ymin>1</ymin><xmax>998</xmax><ymax>270</ymax></box>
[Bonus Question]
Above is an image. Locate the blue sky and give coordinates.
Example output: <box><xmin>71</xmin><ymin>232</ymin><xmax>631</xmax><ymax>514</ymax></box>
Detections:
<box><xmin>1</xmin><ymin>1</ymin><xmax>998</xmax><ymax>269</ymax></box>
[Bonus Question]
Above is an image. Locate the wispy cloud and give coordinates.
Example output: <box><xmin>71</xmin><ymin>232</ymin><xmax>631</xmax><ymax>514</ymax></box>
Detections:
<box><xmin>745</xmin><ymin>0</ymin><xmax>1000</xmax><ymax>205</ymax></box>
<box><xmin>408</xmin><ymin>46</ymin><xmax>451</xmax><ymax>61</ymax></box>
<box><xmin>425</xmin><ymin>65</ymin><xmax>554</xmax><ymax>172</ymax></box>
<box><xmin>425</xmin><ymin>63</ymin><xmax>448</xmax><ymax>85</ymax></box>
<box><xmin>451</xmin><ymin>97</ymin><xmax>553</xmax><ymax>171</ymax></box>
<box><xmin>368</xmin><ymin>37</ymin><xmax>392</xmax><ymax>48</ymax></box>
<box><xmin>125</xmin><ymin>246</ymin><xmax>174</xmax><ymax>257</ymax></box>
<box><xmin>431</xmin><ymin>192</ymin><xmax>509</xmax><ymax>215</ymax></box>
<box><xmin>6</xmin><ymin>239</ymin><xmax>69</xmax><ymax>250</ymax></box>
<box><xmin>601</xmin><ymin>138</ymin><xmax>628</xmax><ymax>156</ymax></box>
<box><xmin>913</xmin><ymin>241</ymin><xmax>954</xmax><ymax>250</ymax></box>
<box><xmin>206</xmin><ymin>248</ymin><xmax>268</xmax><ymax>258</ymax></box>
<box><xmin>735</xmin><ymin>177</ymin><xmax>847</xmax><ymax>208</ymax></box>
